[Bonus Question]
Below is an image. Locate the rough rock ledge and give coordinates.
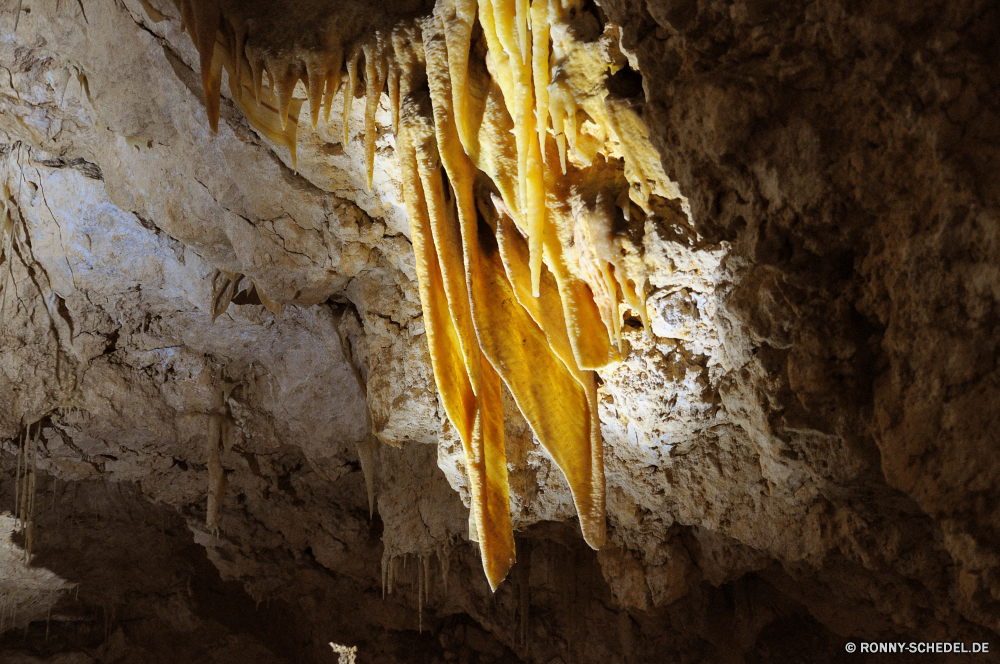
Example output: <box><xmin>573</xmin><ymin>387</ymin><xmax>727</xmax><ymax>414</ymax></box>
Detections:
<box><xmin>1</xmin><ymin>0</ymin><xmax>998</xmax><ymax>662</ymax></box>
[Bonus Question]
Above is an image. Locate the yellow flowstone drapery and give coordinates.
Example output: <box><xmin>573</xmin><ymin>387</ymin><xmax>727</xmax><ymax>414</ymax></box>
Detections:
<box><xmin>172</xmin><ymin>0</ymin><xmax>670</xmax><ymax>589</ymax></box>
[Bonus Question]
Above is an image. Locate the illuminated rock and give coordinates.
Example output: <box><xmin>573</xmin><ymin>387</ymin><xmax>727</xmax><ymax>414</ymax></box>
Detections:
<box><xmin>167</xmin><ymin>0</ymin><xmax>672</xmax><ymax>588</ymax></box>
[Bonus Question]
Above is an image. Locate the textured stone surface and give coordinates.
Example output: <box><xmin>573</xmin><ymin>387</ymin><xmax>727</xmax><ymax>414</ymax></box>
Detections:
<box><xmin>0</xmin><ymin>0</ymin><xmax>998</xmax><ymax>662</ymax></box>
<box><xmin>599</xmin><ymin>0</ymin><xmax>1000</xmax><ymax>639</ymax></box>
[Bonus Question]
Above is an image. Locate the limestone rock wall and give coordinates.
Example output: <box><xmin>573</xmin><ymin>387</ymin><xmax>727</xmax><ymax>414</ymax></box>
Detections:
<box><xmin>600</xmin><ymin>0</ymin><xmax>1000</xmax><ymax>638</ymax></box>
<box><xmin>0</xmin><ymin>0</ymin><xmax>997</xmax><ymax>662</ymax></box>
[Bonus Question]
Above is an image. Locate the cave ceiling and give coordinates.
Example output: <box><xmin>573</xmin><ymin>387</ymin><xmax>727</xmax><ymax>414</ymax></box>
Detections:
<box><xmin>0</xmin><ymin>0</ymin><xmax>998</xmax><ymax>662</ymax></box>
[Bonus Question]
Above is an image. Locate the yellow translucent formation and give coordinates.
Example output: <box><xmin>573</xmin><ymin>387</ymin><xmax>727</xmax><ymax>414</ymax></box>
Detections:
<box><xmin>494</xmin><ymin>214</ymin><xmax>604</xmax><ymax>546</ymax></box>
<box><xmin>398</xmin><ymin>96</ymin><xmax>515</xmax><ymax>589</ymax></box>
<box><xmin>171</xmin><ymin>0</ymin><xmax>672</xmax><ymax>588</ymax></box>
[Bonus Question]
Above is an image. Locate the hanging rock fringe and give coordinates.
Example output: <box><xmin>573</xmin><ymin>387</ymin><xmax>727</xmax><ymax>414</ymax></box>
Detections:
<box><xmin>14</xmin><ymin>421</ymin><xmax>42</xmax><ymax>562</ymax></box>
<box><xmin>170</xmin><ymin>0</ymin><xmax>675</xmax><ymax>589</ymax></box>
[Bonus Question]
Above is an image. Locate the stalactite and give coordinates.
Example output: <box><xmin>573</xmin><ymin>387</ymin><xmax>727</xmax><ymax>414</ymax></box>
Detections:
<box><xmin>13</xmin><ymin>422</ymin><xmax>41</xmax><ymax>562</ymax></box>
<box><xmin>1</xmin><ymin>180</ymin><xmax>18</xmax><ymax>328</ymax></box>
<box><xmin>417</xmin><ymin>553</ymin><xmax>423</xmax><ymax>633</ymax></box>
<box><xmin>421</xmin><ymin>11</ymin><xmax>606</xmax><ymax>551</ymax></box>
<box><xmin>14</xmin><ymin>428</ymin><xmax>24</xmax><ymax>533</ymax></box>
<box><xmin>211</xmin><ymin>271</ymin><xmax>242</xmax><ymax>323</ymax></box>
<box><xmin>363</xmin><ymin>39</ymin><xmax>390</xmax><ymax>191</ymax></box>
<box><xmin>344</xmin><ymin>49</ymin><xmax>360</xmax><ymax>148</ymax></box>
<box><xmin>18</xmin><ymin>430</ymin><xmax>28</xmax><ymax>534</ymax></box>
<box><xmin>530</xmin><ymin>0</ymin><xmax>551</xmax><ymax>166</ymax></box>
<box><xmin>205</xmin><ymin>384</ymin><xmax>227</xmax><ymax>534</ymax></box>
<box><xmin>422</xmin><ymin>553</ymin><xmax>432</xmax><ymax>602</ymax></box>
<box><xmin>26</xmin><ymin>424</ymin><xmax>37</xmax><ymax>560</ymax></box>
<box><xmin>356</xmin><ymin>435</ymin><xmax>377</xmax><ymax>520</ymax></box>
<box><xmin>169</xmin><ymin>0</ymin><xmax>674</xmax><ymax>590</ymax></box>
<box><xmin>397</xmin><ymin>91</ymin><xmax>515</xmax><ymax>590</ymax></box>
<box><xmin>381</xmin><ymin>552</ymin><xmax>390</xmax><ymax>599</ymax></box>
<box><xmin>438</xmin><ymin>544</ymin><xmax>450</xmax><ymax>596</ymax></box>
<box><xmin>337</xmin><ymin>309</ymin><xmax>381</xmax><ymax>519</ymax></box>
<box><xmin>211</xmin><ymin>272</ymin><xmax>281</xmax><ymax>321</ymax></box>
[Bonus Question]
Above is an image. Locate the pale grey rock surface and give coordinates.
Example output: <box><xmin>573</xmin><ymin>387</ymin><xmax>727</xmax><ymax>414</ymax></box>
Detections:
<box><xmin>0</xmin><ymin>0</ymin><xmax>997</xmax><ymax>662</ymax></box>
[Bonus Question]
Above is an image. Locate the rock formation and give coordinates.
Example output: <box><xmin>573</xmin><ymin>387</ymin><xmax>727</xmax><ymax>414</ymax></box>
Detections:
<box><xmin>0</xmin><ymin>0</ymin><xmax>997</xmax><ymax>662</ymax></box>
